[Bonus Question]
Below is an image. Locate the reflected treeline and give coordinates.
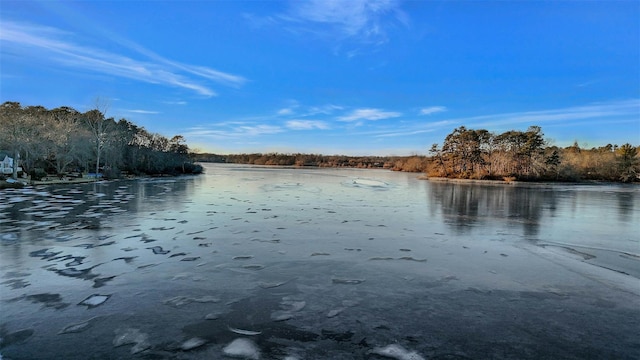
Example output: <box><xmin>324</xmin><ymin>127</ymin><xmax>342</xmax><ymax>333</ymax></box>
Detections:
<box><xmin>427</xmin><ymin>182</ymin><xmax>559</xmax><ymax>237</ymax></box>
<box><xmin>615</xmin><ymin>191</ymin><xmax>636</xmax><ymax>223</ymax></box>
<box><xmin>3</xmin><ymin>178</ymin><xmax>199</xmax><ymax>234</ymax></box>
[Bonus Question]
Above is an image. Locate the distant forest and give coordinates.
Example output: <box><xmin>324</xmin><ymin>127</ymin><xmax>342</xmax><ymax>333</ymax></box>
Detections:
<box><xmin>0</xmin><ymin>101</ymin><xmax>202</xmax><ymax>179</ymax></box>
<box><xmin>196</xmin><ymin>125</ymin><xmax>639</xmax><ymax>183</ymax></box>
<box><xmin>1</xmin><ymin>101</ymin><xmax>637</xmax><ymax>183</ymax></box>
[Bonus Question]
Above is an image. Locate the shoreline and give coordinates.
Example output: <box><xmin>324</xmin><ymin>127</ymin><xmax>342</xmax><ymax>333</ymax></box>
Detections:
<box><xmin>1</xmin><ymin>173</ymin><xmax>193</xmax><ymax>188</ymax></box>
<box><xmin>424</xmin><ymin>176</ymin><xmax>519</xmax><ymax>185</ymax></box>
<box><xmin>31</xmin><ymin>177</ymin><xmax>99</xmax><ymax>185</ymax></box>
<box><xmin>421</xmin><ymin>176</ymin><xmax>637</xmax><ymax>186</ymax></box>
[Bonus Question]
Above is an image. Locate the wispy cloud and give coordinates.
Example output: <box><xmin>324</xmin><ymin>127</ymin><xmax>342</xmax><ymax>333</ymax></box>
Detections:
<box><xmin>273</xmin><ymin>0</ymin><xmax>407</xmax><ymax>49</ymax></box>
<box><xmin>369</xmin><ymin>99</ymin><xmax>640</xmax><ymax>138</ymax></box>
<box><xmin>339</xmin><ymin>108</ymin><xmax>402</xmax><ymax>122</ymax></box>
<box><xmin>419</xmin><ymin>106</ymin><xmax>447</xmax><ymax>115</ymax></box>
<box><xmin>184</xmin><ymin>123</ymin><xmax>283</xmax><ymax>140</ymax></box>
<box><xmin>124</xmin><ymin>109</ymin><xmax>160</xmax><ymax>114</ymax></box>
<box><xmin>373</xmin><ymin>120</ymin><xmax>456</xmax><ymax>138</ymax></box>
<box><xmin>306</xmin><ymin>104</ymin><xmax>344</xmax><ymax>115</ymax></box>
<box><xmin>276</xmin><ymin>103</ymin><xmax>344</xmax><ymax>118</ymax></box>
<box><xmin>239</xmin><ymin>125</ymin><xmax>284</xmax><ymax>136</ymax></box>
<box><xmin>164</xmin><ymin>100</ymin><xmax>188</xmax><ymax>105</ymax></box>
<box><xmin>0</xmin><ymin>21</ymin><xmax>246</xmax><ymax>96</ymax></box>
<box><xmin>463</xmin><ymin>99</ymin><xmax>640</xmax><ymax>129</ymax></box>
<box><xmin>277</xmin><ymin>108</ymin><xmax>295</xmax><ymax>115</ymax></box>
<box><xmin>286</xmin><ymin>120</ymin><xmax>330</xmax><ymax>130</ymax></box>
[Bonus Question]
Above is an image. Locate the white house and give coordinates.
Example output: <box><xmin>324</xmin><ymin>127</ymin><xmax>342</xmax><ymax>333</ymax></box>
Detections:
<box><xmin>0</xmin><ymin>152</ymin><xmax>22</xmax><ymax>175</ymax></box>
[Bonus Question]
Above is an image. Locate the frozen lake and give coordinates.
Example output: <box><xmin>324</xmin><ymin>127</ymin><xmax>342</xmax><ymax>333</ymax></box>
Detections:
<box><xmin>1</xmin><ymin>164</ymin><xmax>639</xmax><ymax>359</ymax></box>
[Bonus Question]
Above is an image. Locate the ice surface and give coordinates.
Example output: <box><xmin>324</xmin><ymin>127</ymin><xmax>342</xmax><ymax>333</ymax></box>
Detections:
<box><xmin>371</xmin><ymin>344</ymin><xmax>425</xmax><ymax>360</ymax></box>
<box><xmin>332</xmin><ymin>278</ymin><xmax>365</xmax><ymax>284</ymax></box>
<box><xmin>350</xmin><ymin>178</ymin><xmax>389</xmax><ymax>188</ymax></box>
<box><xmin>163</xmin><ymin>295</ymin><xmax>220</xmax><ymax>307</ymax></box>
<box><xmin>1</xmin><ymin>164</ymin><xmax>639</xmax><ymax>359</ymax></box>
<box><xmin>223</xmin><ymin>338</ymin><xmax>261</xmax><ymax>359</ymax></box>
<box><xmin>228</xmin><ymin>326</ymin><xmax>262</xmax><ymax>336</ymax></box>
<box><xmin>112</xmin><ymin>328</ymin><xmax>150</xmax><ymax>354</ymax></box>
<box><xmin>204</xmin><ymin>312</ymin><xmax>221</xmax><ymax>320</ymax></box>
<box><xmin>180</xmin><ymin>337</ymin><xmax>207</xmax><ymax>350</ymax></box>
<box><xmin>59</xmin><ymin>318</ymin><xmax>94</xmax><ymax>334</ymax></box>
<box><xmin>78</xmin><ymin>294</ymin><xmax>110</xmax><ymax>308</ymax></box>
<box><xmin>281</xmin><ymin>299</ymin><xmax>306</xmax><ymax>312</ymax></box>
<box><xmin>147</xmin><ymin>246</ymin><xmax>169</xmax><ymax>255</ymax></box>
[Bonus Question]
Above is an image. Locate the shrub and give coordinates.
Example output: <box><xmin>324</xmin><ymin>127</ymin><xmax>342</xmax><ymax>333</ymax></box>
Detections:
<box><xmin>30</xmin><ymin>168</ymin><xmax>47</xmax><ymax>181</ymax></box>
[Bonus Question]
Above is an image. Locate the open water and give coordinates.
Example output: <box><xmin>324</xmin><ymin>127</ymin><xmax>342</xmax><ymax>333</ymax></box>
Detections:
<box><xmin>1</xmin><ymin>164</ymin><xmax>638</xmax><ymax>359</ymax></box>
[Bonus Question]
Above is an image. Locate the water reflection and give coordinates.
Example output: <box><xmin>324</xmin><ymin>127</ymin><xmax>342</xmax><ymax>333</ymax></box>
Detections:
<box><xmin>427</xmin><ymin>182</ymin><xmax>558</xmax><ymax>237</ymax></box>
<box><xmin>616</xmin><ymin>189</ymin><xmax>635</xmax><ymax>222</ymax></box>
<box><xmin>1</xmin><ymin>165</ymin><xmax>639</xmax><ymax>360</ymax></box>
<box><xmin>0</xmin><ymin>177</ymin><xmax>199</xmax><ymax>239</ymax></box>
<box><xmin>427</xmin><ymin>180</ymin><xmax>639</xmax><ymax>254</ymax></box>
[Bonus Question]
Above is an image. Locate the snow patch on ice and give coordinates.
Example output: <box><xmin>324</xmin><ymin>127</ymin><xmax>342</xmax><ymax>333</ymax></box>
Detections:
<box><xmin>223</xmin><ymin>338</ymin><xmax>261</xmax><ymax>359</ymax></box>
<box><xmin>113</xmin><ymin>328</ymin><xmax>151</xmax><ymax>354</ymax></box>
<box><xmin>371</xmin><ymin>344</ymin><xmax>425</xmax><ymax>360</ymax></box>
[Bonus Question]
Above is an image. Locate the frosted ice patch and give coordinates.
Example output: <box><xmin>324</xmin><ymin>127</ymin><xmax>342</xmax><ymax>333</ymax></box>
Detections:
<box><xmin>1</xmin><ymin>233</ymin><xmax>18</xmax><ymax>242</ymax></box>
<box><xmin>271</xmin><ymin>298</ymin><xmax>306</xmax><ymax>322</ymax></box>
<box><xmin>371</xmin><ymin>344</ymin><xmax>425</xmax><ymax>360</ymax></box>
<box><xmin>258</xmin><ymin>281</ymin><xmax>287</xmax><ymax>289</ymax></box>
<box><xmin>78</xmin><ymin>294</ymin><xmax>110</xmax><ymax>308</ymax></box>
<box><xmin>281</xmin><ymin>299</ymin><xmax>306</xmax><ymax>312</ymax></box>
<box><xmin>332</xmin><ymin>278</ymin><xmax>365</xmax><ymax>285</ymax></box>
<box><xmin>181</xmin><ymin>337</ymin><xmax>207</xmax><ymax>350</ymax></box>
<box><xmin>223</xmin><ymin>338</ymin><xmax>261</xmax><ymax>359</ymax></box>
<box><xmin>270</xmin><ymin>311</ymin><xmax>294</xmax><ymax>322</ymax></box>
<box><xmin>327</xmin><ymin>308</ymin><xmax>345</xmax><ymax>318</ymax></box>
<box><xmin>345</xmin><ymin>178</ymin><xmax>392</xmax><ymax>190</ymax></box>
<box><xmin>242</xmin><ymin>264</ymin><xmax>265</xmax><ymax>270</ymax></box>
<box><xmin>113</xmin><ymin>328</ymin><xmax>150</xmax><ymax>354</ymax></box>
<box><xmin>163</xmin><ymin>295</ymin><xmax>220</xmax><ymax>307</ymax></box>
<box><xmin>59</xmin><ymin>318</ymin><xmax>96</xmax><ymax>334</ymax></box>
<box><xmin>353</xmin><ymin>178</ymin><xmax>387</xmax><ymax>186</ymax></box>
<box><xmin>205</xmin><ymin>312</ymin><xmax>221</xmax><ymax>320</ymax></box>
<box><xmin>228</xmin><ymin>326</ymin><xmax>262</xmax><ymax>336</ymax></box>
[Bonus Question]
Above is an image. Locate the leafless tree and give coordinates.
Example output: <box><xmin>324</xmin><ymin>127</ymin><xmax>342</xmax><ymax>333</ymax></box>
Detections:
<box><xmin>83</xmin><ymin>98</ymin><xmax>112</xmax><ymax>176</ymax></box>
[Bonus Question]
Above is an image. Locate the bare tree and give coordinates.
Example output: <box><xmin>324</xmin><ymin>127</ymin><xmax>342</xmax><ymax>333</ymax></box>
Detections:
<box><xmin>83</xmin><ymin>98</ymin><xmax>111</xmax><ymax>177</ymax></box>
<box><xmin>0</xmin><ymin>102</ymin><xmax>44</xmax><ymax>179</ymax></box>
<box><xmin>46</xmin><ymin>107</ymin><xmax>84</xmax><ymax>174</ymax></box>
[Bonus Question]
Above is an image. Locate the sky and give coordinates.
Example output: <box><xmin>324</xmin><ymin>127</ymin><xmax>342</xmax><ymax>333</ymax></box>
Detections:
<box><xmin>1</xmin><ymin>0</ymin><xmax>639</xmax><ymax>156</ymax></box>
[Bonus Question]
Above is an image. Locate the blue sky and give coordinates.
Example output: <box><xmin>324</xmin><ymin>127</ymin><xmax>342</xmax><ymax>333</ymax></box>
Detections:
<box><xmin>1</xmin><ymin>0</ymin><xmax>638</xmax><ymax>155</ymax></box>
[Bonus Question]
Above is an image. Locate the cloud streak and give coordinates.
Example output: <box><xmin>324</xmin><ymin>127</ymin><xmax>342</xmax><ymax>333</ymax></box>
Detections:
<box><xmin>463</xmin><ymin>99</ymin><xmax>640</xmax><ymax>129</ymax></box>
<box><xmin>124</xmin><ymin>109</ymin><xmax>160</xmax><ymax>114</ymax></box>
<box><xmin>286</xmin><ymin>120</ymin><xmax>330</xmax><ymax>130</ymax></box>
<box><xmin>419</xmin><ymin>106</ymin><xmax>447</xmax><ymax>115</ymax></box>
<box><xmin>184</xmin><ymin>123</ymin><xmax>284</xmax><ymax>140</ymax></box>
<box><xmin>339</xmin><ymin>108</ymin><xmax>401</xmax><ymax>122</ymax></box>
<box><xmin>279</xmin><ymin>0</ymin><xmax>407</xmax><ymax>47</ymax></box>
<box><xmin>370</xmin><ymin>99</ymin><xmax>640</xmax><ymax>138</ymax></box>
<box><xmin>0</xmin><ymin>21</ymin><xmax>246</xmax><ymax>96</ymax></box>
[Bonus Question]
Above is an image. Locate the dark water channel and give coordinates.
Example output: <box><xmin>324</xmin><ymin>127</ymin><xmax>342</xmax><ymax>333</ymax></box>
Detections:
<box><xmin>1</xmin><ymin>164</ymin><xmax>638</xmax><ymax>359</ymax></box>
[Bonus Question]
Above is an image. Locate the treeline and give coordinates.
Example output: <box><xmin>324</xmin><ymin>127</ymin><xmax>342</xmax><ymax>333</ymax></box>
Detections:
<box><xmin>428</xmin><ymin>126</ymin><xmax>639</xmax><ymax>182</ymax></box>
<box><xmin>193</xmin><ymin>152</ymin><xmax>427</xmax><ymax>170</ymax></box>
<box><xmin>194</xmin><ymin>125</ymin><xmax>638</xmax><ymax>183</ymax></box>
<box><xmin>0</xmin><ymin>101</ymin><xmax>202</xmax><ymax>179</ymax></box>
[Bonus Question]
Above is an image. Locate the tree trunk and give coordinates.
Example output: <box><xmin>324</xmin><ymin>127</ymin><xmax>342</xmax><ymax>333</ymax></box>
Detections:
<box><xmin>12</xmin><ymin>149</ymin><xmax>19</xmax><ymax>179</ymax></box>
